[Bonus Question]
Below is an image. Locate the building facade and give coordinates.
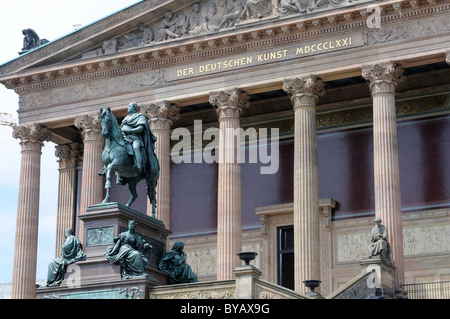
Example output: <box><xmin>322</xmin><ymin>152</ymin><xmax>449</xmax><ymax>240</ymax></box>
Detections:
<box><xmin>1</xmin><ymin>0</ymin><xmax>450</xmax><ymax>298</ymax></box>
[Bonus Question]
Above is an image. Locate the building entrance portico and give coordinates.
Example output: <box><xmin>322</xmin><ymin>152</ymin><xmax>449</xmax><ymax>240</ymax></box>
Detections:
<box><xmin>2</xmin><ymin>0</ymin><xmax>450</xmax><ymax>299</ymax></box>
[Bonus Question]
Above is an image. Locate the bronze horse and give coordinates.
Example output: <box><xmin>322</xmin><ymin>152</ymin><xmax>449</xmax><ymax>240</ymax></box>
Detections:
<box><xmin>99</xmin><ymin>107</ymin><xmax>159</xmax><ymax>217</ymax></box>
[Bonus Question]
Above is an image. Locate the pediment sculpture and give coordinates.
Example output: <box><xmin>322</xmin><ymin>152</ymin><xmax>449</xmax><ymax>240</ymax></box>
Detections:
<box><xmin>82</xmin><ymin>0</ymin><xmax>354</xmax><ymax>58</ymax></box>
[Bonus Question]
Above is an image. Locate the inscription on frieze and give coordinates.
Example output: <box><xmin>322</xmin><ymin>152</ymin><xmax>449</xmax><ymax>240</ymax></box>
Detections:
<box><xmin>170</xmin><ymin>34</ymin><xmax>362</xmax><ymax>81</ymax></box>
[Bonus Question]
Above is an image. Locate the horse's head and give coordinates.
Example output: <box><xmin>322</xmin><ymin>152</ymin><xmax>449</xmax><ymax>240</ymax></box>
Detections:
<box><xmin>99</xmin><ymin>107</ymin><xmax>112</xmax><ymax>137</ymax></box>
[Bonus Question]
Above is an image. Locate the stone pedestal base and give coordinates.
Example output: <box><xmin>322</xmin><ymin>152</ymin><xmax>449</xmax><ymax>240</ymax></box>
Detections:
<box><xmin>36</xmin><ymin>202</ymin><xmax>171</xmax><ymax>299</ymax></box>
<box><xmin>360</xmin><ymin>256</ymin><xmax>396</xmax><ymax>299</ymax></box>
<box><xmin>234</xmin><ymin>265</ymin><xmax>262</xmax><ymax>299</ymax></box>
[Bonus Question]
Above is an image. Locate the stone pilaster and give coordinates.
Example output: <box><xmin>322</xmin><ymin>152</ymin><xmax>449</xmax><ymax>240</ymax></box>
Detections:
<box><xmin>283</xmin><ymin>75</ymin><xmax>325</xmax><ymax>293</ymax></box>
<box><xmin>319</xmin><ymin>198</ymin><xmax>336</xmax><ymax>296</ymax></box>
<box><xmin>54</xmin><ymin>143</ymin><xmax>80</xmax><ymax>257</ymax></box>
<box><xmin>362</xmin><ymin>62</ymin><xmax>405</xmax><ymax>288</ymax></box>
<box><xmin>141</xmin><ymin>101</ymin><xmax>180</xmax><ymax>225</ymax></box>
<box><xmin>74</xmin><ymin>113</ymin><xmax>103</xmax><ymax>229</ymax></box>
<box><xmin>209</xmin><ymin>89</ymin><xmax>250</xmax><ymax>280</ymax></box>
<box><xmin>11</xmin><ymin>124</ymin><xmax>51</xmax><ymax>299</ymax></box>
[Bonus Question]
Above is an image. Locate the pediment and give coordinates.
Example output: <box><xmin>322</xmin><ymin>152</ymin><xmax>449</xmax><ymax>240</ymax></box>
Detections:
<box><xmin>0</xmin><ymin>0</ymin><xmax>381</xmax><ymax>77</ymax></box>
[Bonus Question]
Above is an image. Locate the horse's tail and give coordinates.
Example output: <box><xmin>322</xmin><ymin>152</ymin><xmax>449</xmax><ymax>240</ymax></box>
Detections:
<box><xmin>146</xmin><ymin>150</ymin><xmax>159</xmax><ymax>199</ymax></box>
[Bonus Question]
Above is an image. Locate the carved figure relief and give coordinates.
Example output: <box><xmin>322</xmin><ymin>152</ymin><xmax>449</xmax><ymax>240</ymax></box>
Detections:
<box><xmin>218</xmin><ymin>0</ymin><xmax>246</xmax><ymax>29</ymax></box>
<box><xmin>122</xmin><ymin>23</ymin><xmax>154</xmax><ymax>48</ymax></box>
<box><xmin>276</xmin><ymin>0</ymin><xmax>305</xmax><ymax>16</ymax></box>
<box><xmin>239</xmin><ymin>0</ymin><xmax>273</xmax><ymax>21</ymax></box>
<box><xmin>79</xmin><ymin>0</ymin><xmax>372</xmax><ymax>57</ymax></box>
<box><xmin>155</xmin><ymin>10</ymin><xmax>186</xmax><ymax>41</ymax></box>
<box><xmin>184</xmin><ymin>2</ymin><xmax>203</xmax><ymax>34</ymax></box>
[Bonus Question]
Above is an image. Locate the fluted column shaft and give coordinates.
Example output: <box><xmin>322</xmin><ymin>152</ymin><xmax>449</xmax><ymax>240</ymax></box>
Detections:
<box><xmin>11</xmin><ymin>124</ymin><xmax>51</xmax><ymax>299</ymax></box>
<box><xmin>362</xmin><ymin>62</ymin><xmax>405</xmax><ymax>287</ymax></box>
<box><xmin>283</xmin><ymin>76</ymin><xmax>325</xmax><ymax>293</ymax></box>
<box><xmin>210</xmin><ymin>89</ymin><xmax>250</xmax><ymax>280</ymax></box>
<box><xmin>54</xmin><ymin>143</ymin><xmax>80</xmax><ymax>256</ymax></box>
<box><xmin>74</xmin><ymin>113</ymin><xmax>103</xmax><ymax>241</ymax></box>
<box><xmin>142</xmin><ymin>101</ymin><xmax>180</xmax><ymax>226</ymax></box>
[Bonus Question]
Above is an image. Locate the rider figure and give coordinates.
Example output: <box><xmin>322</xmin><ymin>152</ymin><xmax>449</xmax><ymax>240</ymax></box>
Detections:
<box><xmin>121</xmin><ymin>102</ymin><xmax>157</xmax><ymax>174</ymax></box>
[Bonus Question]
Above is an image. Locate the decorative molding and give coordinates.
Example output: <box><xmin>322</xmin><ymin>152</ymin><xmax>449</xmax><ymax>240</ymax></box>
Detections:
<box><xmin>283</xmin><ymin>75</ymin><xmax>326</xmax><ymax>108</ymax></box>
<box><xmin>74</xmin><ymin>113</ymin><xmax>102</xmax><ymax>142</ymax></box>
<box><xmin>17</xmin><ymin>69</ymin><xmax>166</xmax><ymax>110</ymax></box>
<box><xmin>403</xmin><ymin>224</ymin><xmax>450</xmax><ymax>256</ymax></box>
<box><xmin>361</xmin><ymin>62</ymin><xmax>404</xmax><ymax>95</ymax></box>
<box><xmin>55</xmin><ymin>143</ymin><xmax>80</xmax><ymax>170</ymax></box>
<box><xmin>12</xmin><ymin>124</ymin><xmax>52</xmax><ymax>149</ymax></box>
<box><xmin>336</xmin><ymin>221</ymin><xmax>450</xmax><ymax>263</ymax></box>
<box><xmin>141</xmin><ymin>100</ymin><xmax>180</xmax><ymax>130</ymax></box>
<box><xmin>182</xmin><ymin>242</ymin><xmax>261</xmax><ymax>277</ymax></box>
<box><xmin>5</xmin><ymin>0</ymin><xmax>450</xmax><ymax>94</ymax></box>
<box><xmin>209</xmin><ymin>88</ymin><xmax>251</xmax><ymax>120</ymax></box>
<box><xmin>86</xmin><ymin>226</ymin><xmax>115</xmax><ymax>247</ymax></box>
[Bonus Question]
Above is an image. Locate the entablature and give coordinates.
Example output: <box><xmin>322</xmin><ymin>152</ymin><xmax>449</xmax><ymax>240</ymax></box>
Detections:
<box><xmin>1</xmin><ymin>0</ymin><xmax>448</xmax><ymax>95</ymax></box>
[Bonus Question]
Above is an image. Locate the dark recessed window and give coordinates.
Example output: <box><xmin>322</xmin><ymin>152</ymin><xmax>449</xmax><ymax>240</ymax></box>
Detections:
<box><xmin>278</xmin><ymin>226</ymin><xmax>294</xmax><ymax>290</ymax></box>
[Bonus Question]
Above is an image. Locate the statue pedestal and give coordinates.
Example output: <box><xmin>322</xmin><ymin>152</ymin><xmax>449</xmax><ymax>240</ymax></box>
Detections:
<box><xmin>36</xmin><ymin>202</ymin><xmax>171</xmax><ymax>299</ymax></box>
<box><xmin>360</xmin><ymin>256</ymin><xmax>396</xmax><ymax>299</ymax></box>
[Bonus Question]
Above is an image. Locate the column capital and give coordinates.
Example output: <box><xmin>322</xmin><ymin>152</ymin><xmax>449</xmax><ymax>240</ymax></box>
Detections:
<box><xmin>55</xmin><ymin>143</ymin><xmax>80</xmax><ymax>170</ymax></box>
<box><xmin>74</xmin><ymin>113</ymin><xmax>102</xmax><ymax>142</ymax></box>
<box><xmin>283</xmin><ymin>75</ymin><xmax>325</xmax><ymax>109</ymax></box>
<box><xmin>12</xmin><ymin>124</ymin><xmax>51</xmax><ymax>151</ymax></box>
<box><xmin>362</xmin><ymin>62</ymin><xmax>404</xmax><ymax>95</ymax></box>
<box><xmin>209</xmin><ymin>88</ymin><xmax>250</xmax><ymax>121</ymax></box>
<box><xmin>141</xmin><ymin>101</ymin><xmax>180</xmax><ymax>130</ymax></box>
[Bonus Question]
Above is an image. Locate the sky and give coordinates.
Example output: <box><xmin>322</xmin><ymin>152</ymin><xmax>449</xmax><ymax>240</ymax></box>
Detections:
<box><xmin>0</xmin><ymin>0</ymin><xmax>141</xmax><ymax>284</ymax></box>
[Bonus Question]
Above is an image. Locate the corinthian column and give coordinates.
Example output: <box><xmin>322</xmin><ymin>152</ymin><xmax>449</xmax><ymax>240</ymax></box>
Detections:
<box><xmin>283</xmin><ymin>75</ymin><xmax>325</xmax><ymax>293</ymax></box>
<box><xmin>11</xmin><ymin>124</ymin><xmax>51</xmax><ymax>299</ymax></box>
<box><xmin>209</xmin><ymin>89</ymin><xmax>250</xmax><ymax>280</ymax></box>
<box><xmin>141</xmin><ymin>101</ymin><xmax>180</xmax><ymax>226</ymax></box>
<box><xmin>362</xmin><ymin>62</ymin><xmax>405</xmax><ymax>288</ymax></box>
<box><xmin>74</xmin><ymin>113</ymin><xmax>103</xmax><ymax>218</ymax></box>
<box><xmin>54</xmin><ymin>143</ymin><xmax>80</xmax><ymax>256</ymax></box>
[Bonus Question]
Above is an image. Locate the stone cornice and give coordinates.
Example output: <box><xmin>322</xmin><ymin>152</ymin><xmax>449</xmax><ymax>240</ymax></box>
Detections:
<box><xmin>2</xmin><ymin>0</ymin><xmax>449</xmax><ymax>94</ymax></box>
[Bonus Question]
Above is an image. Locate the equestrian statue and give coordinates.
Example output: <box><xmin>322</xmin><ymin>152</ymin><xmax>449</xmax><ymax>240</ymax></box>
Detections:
<box><xmin>98</xmin><ymin>103</ymin><xmax>159</xmax><ymax>217</ymax></box>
